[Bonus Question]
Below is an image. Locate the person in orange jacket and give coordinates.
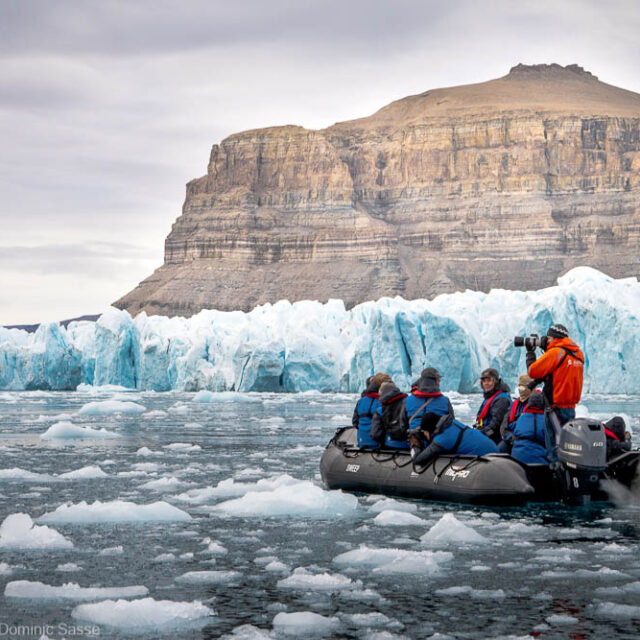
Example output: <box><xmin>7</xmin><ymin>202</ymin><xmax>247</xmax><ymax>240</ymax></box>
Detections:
<box><xmin>526</xmin><ymin>323</ymin><xmax>585</xmax><ymax>462</ymax></box>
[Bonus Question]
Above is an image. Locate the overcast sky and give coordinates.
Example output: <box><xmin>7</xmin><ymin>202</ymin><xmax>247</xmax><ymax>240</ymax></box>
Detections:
<box><xmin>1</xmin><ymin>0</ymin><xmax>639</xmax><ymax>324</ymax></box>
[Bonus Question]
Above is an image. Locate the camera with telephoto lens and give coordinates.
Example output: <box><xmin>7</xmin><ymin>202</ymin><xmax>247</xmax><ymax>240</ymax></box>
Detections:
<box><xmin>513</xmin><ymin>333</ymin><xmax>543</xmax><ymax>350</ymax></box>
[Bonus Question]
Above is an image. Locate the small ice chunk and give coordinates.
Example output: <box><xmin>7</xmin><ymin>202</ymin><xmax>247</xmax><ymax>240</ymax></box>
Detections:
<box><xmin>58</xmin><ymin>466</ymin><xmax>108</xmax><ymax>480</ymax></box>
<box><xmin>333</xmin><ymin>546</ymin><xmax>452</xmax><ymax>576</ymax></box>
<box><xmin>369</xmin><ymin>499</ymin><xmax>418</xmax><ymax>514</ymax></box>
<box><xmin>38</xmin><ymin>500</ymin><xmax>191</xmax><ymax>524</ymax></box>
<box><xmin>546</xmin><ymin>614</ymin><xmax>578</xmax><ymax>625</ymax></box>
<box><xmin>57</xmin><ymin>563</ymin><xmax>81</xmax><ymax>572</ymax></box>
<box><xmin>78</xmin><ymin>400</ymin><xmax>146</xmax><ymax>415</ymax></box>
<box><xmin>0</xmin><ymin>468</ymin><xmax>55</xmax><ymax>482</ymax></box>
<box><xmin>342</xmin><ymin>612</ymin><xmax>395</xmax><ymax>628</ymax></box>
<box><xmin>153</xmin><ymin>553</ymin><xmax>177</xmax><ymax>562</ymax></box>
<box><xmin>136</xmin><ymin>447</ymin><xmax>155</xmax><ymax>456</ymax></box>
<box><xmin>99</xmin><ymin>546</ymin><xmax>123</xmax><ymax>556</ymax></box>
<box><xmin>163</xmin><ymin>443</ymin><xmax>202</xmax><ymax>452</ymax></box>
<box><xmin>211</xmin><ymin>481</ymin><xmax>358</xmax><ymax>518</ymax></box>
<box><xmin>373</xmin><ymin>510</ymin><xmax>425</xmax><ymax>527</ymax></box>
<box><xmin>272</xmin><ymin>611</ymin><xmax>340</xmax><ymax>637</ymax></box>
<box><xmin>420</xmin><ymin>514</ymin><xmax>484</xmax><ymax>546</ymax></box>
<box><xmin>5</xmin><ymin>580</ymin><xmax>148</xmax><ymax>601</ymax></box>
<box><xmin>277</xmin><ymin>568</ymin><xmax>355</xmax><ymax>592</ymax></box>
<box><xmin>71</xmin><ymin>597</ymin><xmax>215</xmax><ymax>630</ymax></box>
<box><xmin>202</xmin><ymin>540</ymin><xmax>227</xmax><ymax>555</ymax></box>
<box><xmin>175</xmin><ymin>570</ymin><xmax>241</xmax><ymax>584</ymax></box>
<box><xmin>0</xmin><ymin>562</ymin><xmax>15</xmax><ymax>575</ymax></box>
<box><xmin>41</xmin><ymin>421</ymin><xmax>121</xmax><ymax>440</ymax></box>
<box><xmin>594</xmin><ymin>602</ymin><xmax>640</xmax><ymax>618</ymax></box>
<box><xmin>220</xmin><ymin>624</ymin><xmax>272</xmax><ymax>639</ymax></box>
<box><xmin>0</xmin><ymin>513</ymin><xmax>73</xmax><ymax>549</ymax></box>
<box><xmin>139</xmin><ymin>477</ymin><xmax>186</xmax><ymax>491</ymax></box>
<box><xmin>265</xmin><ymin>561</ymin><xmax>289</xmax><ymax>573</ymax></box>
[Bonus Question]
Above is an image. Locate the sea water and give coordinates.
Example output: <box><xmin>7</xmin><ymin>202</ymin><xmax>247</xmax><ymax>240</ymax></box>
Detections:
<box><xmin>0</xmin><ymin>389</ymin><xmax>639</xmax><ymax>639</ymax></box>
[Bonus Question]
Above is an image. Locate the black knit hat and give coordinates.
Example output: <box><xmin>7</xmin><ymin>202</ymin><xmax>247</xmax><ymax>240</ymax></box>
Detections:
<box><xmin>421</xmin><ymin>367</ymin><xmax>442</xmax><ymax>380</ymax></box>
<box><xmin>547</xmin><ymin>324</ymin><xmax>569</xmax><ymax>340</ymax></box>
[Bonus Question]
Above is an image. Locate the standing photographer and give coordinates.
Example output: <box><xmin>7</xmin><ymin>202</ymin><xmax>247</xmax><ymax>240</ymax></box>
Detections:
<box><xmin>526</xmin><ymin>324</ymin><xmax>585</xmax><ymax>461</ymax></box>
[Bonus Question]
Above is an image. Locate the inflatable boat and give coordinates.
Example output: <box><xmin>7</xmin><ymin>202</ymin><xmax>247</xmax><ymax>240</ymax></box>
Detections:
<box><xmin>320</xmin><ymin>425</ymin><xmax>640</xmax><ymax>507</ymax></box>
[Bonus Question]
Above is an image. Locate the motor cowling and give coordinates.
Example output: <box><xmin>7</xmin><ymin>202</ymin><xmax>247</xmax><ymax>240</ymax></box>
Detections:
<box><xmin>557</xmin><ymin>418</ymin><xmax>606</xmax><ymax>504</ymax></box>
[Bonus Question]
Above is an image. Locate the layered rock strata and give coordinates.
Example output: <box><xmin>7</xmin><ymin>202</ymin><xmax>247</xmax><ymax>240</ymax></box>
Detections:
<box><xmin>115</xmin><ymin>64</ymin><xmax>640</xmax><ymax>316</ymax></box>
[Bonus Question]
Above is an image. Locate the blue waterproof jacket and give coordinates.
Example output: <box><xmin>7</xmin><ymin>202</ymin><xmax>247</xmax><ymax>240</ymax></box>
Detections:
<box><xmin>510</xmin><ymin>408</ymin><xmax>548</xmax><ymax>464</ymax></box>
<box><xmin>353</xmin><ymin>394</ymin><xmax>381</xmax><ymax>448</ymax></box>
<box><xmin>414</xmin><ymin>415</ymin><xmax>498</xmax><ymax>466</ymax></box>
<box><xmin>405</xmin><ymin>392</ymin><xmax>452</xmax><ymax>429</ymax></box>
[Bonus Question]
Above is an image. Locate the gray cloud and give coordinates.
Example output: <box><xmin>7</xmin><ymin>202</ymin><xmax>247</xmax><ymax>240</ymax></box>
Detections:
<box><xmin>1</xmin><ymin>0</ymin><xmax>639</xmax><ymax>323</ymax></box>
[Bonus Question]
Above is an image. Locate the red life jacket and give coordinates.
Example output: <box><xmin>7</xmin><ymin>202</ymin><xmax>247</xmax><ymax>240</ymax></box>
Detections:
<box><xmin>477</xmin><ymin>391</ymin><xmax>501</xmax><ymax>421</ymax></box>
<box><xmin>508</xmin><ymin>399</ymin><xmax>521</xmax><ymax>424</ymax></box>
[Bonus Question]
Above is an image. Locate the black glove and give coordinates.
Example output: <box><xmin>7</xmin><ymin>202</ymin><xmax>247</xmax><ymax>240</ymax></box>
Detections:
<box><xmin>527</xmin><ymin>379</ymin><xmax>539</xmax><ymax>390</ymax></box>
<box><xmin>526</xmin><ymin>350</ymin><xmax>536</xmax><ymax>368</ymax></box>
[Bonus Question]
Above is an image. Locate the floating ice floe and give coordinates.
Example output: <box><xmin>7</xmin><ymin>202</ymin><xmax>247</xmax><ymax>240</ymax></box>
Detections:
<box><xmin>594</xmin><ymin>601</ymin><xmax>640</xmax><ymax>618</ymax></box>
<box><xmin>276</xmin><ymin>568</ymin><xmax>357</xmax><ymax>592</ymax></box>
<box><xmin>175</xmin><ymin>570</ymin><xmax>241</xmax><ymax>584</ymax></box>
<box><xmin>173</xmin><ymin>473</ymin><xmax>300</xmax><ymax>504</ymax></box>
<box><xmin>373</xmin><ymin>510</ymin><xmax>425</xmax><ymax>527</ymax></box>
<box><xmin>57</xmin><ymin>563</ymin><xmax>81</xmax><ymax>572</ymax></box>
<box><xmin>201</xmin><ymin>538</ymin><xmax>227</xmax><ymax>555</ymax></box>
<box><xmin>272</xmin><ymin>611</ymin><xmax>340</xmax><ymax>637</ymax></box>
<box><xmin>139</xmin><ymin>477</ymin><xmax>188</xmax><ymax>491</ymax></box>
<box><xmin>4</xmin><ymin>580</ymin><xmax>148</xmax><ymax>601</ymax></box>
<box><xmin>435</xmin><ymin>585</ymin><xmax>505</xmax><ymax>599</ymax></box>
<box><xmin>38</xmin><ymin>500</ymin><xmax>191</xmax><ymax>524</ymax></box>
<box><xmin>58</xmin><ymin>466</ymin><xmax>108</xmax><ymax>479</ymax></box>
<box><xmin>368</xmin><ymin>498</ymin><xmax>418</xmax><ymax>514</ymax></box>
<box><xmin>333</xmin><ymin>546</ymin><xmax>452</xmax><ymax>576</ymax></box>
<box><xmin>163</xmin><ymin>443</ymin><xmax>202</xmax><ymax>452</ymax></box>
<box><xmin>220</xmin><ymin>624</ymin><xmax>272</xmax><ymax>639</ymax></box>
<box><xmin>99</xmin><ymin>546</ymin><xmax>123</xmax><ymax>556</ymax></box>
<box><xmin>0</xmin><ymin>468</ymin><xmax>56</xmax><ymax>483</ymax></box>
<box><xmin>71</xmin><ymin>597</ymin><xmax>215</xmax><ymax>630</ymax></box>
<box><xmin>420</xmin><ymin>513</ymin><xmax>484</xmax><ymax>546</ymax></box>
<box><xmin>78</xmin><ymin>400</ymin><xmax>146</xmax><ymax>415</ymax></box>
<box><xmin>211</xmin><ymin>480</ymin><xmax>358</xmax><ymax>518</ymax></box>
<box><xmin>40</xmin><ymin>421</ymin><xmax>121</xmax><ymax>440</ymax></box>
<box><xmin>0</xmin><ymin>513</ymin><xmax>73</xmax><ymax>550</ymax></box>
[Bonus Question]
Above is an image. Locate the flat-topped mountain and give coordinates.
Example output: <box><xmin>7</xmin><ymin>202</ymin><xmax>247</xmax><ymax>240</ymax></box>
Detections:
<box><xmin>115</xmin><ymin>64</ymin><xmax>640</xmax><ymax>317</ymax></box>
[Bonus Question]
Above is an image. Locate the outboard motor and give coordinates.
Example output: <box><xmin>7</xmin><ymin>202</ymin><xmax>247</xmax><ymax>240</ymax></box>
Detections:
<box><xmin>553</xmin><ymin>416</ymin><xmax>607</xmax><ymax>505</ymax></box>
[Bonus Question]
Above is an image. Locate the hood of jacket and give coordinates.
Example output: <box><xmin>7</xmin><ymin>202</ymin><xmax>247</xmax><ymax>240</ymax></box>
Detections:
<box><xmin>547</xmin><ymin>337</ymin><xmax>584</xmax><ymax>360</ymax></box>
<box><xmin>379</xmin><ymin>383</ymin><xmax>406</xmax><ymax>404</ymax></box>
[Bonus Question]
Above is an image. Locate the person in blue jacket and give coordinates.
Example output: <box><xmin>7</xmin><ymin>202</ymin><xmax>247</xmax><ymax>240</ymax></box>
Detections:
<box><xmin>413</xmin><ymin>411</ymin><xmax>499</xmax><ymax>467</ymax></box>
<box><xmin>499</xmin><ymin>373</ymin><xmax>536</xmax><ymax>452</ymax></box>
<box><xmin>510</xmin><ymin>391</ymin><xmax>548</xmax><ymax>464</ymax></box>
<box><xmin>370</xmin><ymin>380</ymin><xmax>409</xmax><ymax>449</ymax></box>
<box><xmin>405</xmin><ymin>367</ymin><xmax>453</xmax><ymax>429</ymax></box>
<box><xmin>475</xmin><ymin>368</ymin><xmax>511</xmax><ymax>444</ymax></box>
<box><xmin>352</xmin><ymin>372</ymin><xmax>391</xmax><ymax>448</ymax></box>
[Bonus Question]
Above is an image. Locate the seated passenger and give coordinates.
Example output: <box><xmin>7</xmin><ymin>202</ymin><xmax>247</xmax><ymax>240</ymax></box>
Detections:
<box><xmin>603</xmin><ymin>417</ymin><xmax>632</xmax><ymax>460</ymax></box>
<box><xmin>475</xmin><ymin>368</ymin><xmax>511</xmax><ymax>444</ymax></box>
<box><xmin>352</xmin><ymin>373</ymin><xmax>391</xmax><ymax>448</ymax></box>
<box><xmin>405</xmin><ymin>367</ymin><xmax>453</xmax><ymax>430</ymax></box>
<box><xmin>510</xmin><ymin>391</ymin><xmax>548</xmax><ymax>464</ymax></box>
<box><xmin>370</xmin><ymin>380</ymin><xmax>409</xmax><ymax>449</ymax></box>
<box><xmin>413</xmin><ymin>411</ymin><xmax>499</xmax><ymax>467</ymax></box>
<box><xmin>500</xmin><ymin>373</ymin><xmax>536</xmax><ymax>452</ymax></box>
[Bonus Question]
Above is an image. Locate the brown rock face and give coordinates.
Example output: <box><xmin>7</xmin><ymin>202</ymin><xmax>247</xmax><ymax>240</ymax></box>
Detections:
<box><xmin>115</xmin><ymin>64</ymin><xmax>640</xmax><ymax>316</ymax></box>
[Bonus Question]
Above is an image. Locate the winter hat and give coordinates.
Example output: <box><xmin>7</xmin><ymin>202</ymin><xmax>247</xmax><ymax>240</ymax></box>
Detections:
<box><xmin>518</xmin><ymin>374</ymin><xmax>533</xmax><ymax>388</ymax></box>
<box><xmin>480</xmin><ymin>368</ymin><xmax>499</xmax><ymax>381</ymax></box>
<box><xmin>371</xmin><ymin>372</ymin><xmax>392</xmax><ymax>386</ymax></box>
<box><xmin>378</xmin><ymin>381</ymin><xmax>396</xmax><ymax>397</ymax></box>
<box><xmin>527</xmin><ymin>391</ymin><xmax>545</xmax><ymax>410</ymax></box>
<box><xmin>547</xmin><ymin>324</ymin><xmax>569</xmax><ymax>340</ymax></box>
<box><xmin>420</xmin><ymin>367</ymin><xmax>442</xmax><ymax>380</ymax></box>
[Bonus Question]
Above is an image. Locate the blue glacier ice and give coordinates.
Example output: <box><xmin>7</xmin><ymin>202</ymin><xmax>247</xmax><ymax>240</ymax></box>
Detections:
<box><xmin>1</xmin><ymin>267</ymin><xmax>639</xmax><ymax>393</ymax></box>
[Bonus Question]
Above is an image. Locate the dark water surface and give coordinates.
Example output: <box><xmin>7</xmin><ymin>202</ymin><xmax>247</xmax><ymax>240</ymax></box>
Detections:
<box><xmin>0</xmin><ymin>389</ymin><xmax>639</xmax><ymax>640</ymax></box>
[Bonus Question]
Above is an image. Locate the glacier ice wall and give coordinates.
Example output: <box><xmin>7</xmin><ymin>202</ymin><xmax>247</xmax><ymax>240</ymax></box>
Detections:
<box><xmin>1</xmin><ymin>267</ymin><xmax>639</xmax><ymax>394</ymax></box>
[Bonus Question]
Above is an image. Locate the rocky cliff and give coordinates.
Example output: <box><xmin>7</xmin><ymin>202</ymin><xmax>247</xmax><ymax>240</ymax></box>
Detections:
<box><xmin>115</xmin><ymin>64</ymin><xmax>640</xmax><ymax>317</ymax></box>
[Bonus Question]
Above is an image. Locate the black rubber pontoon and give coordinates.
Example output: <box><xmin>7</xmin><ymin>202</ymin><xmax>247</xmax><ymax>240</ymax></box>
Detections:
<box><xmin>320</xmin><ymin>427</ymin><xmax>535</xmax><ymax>506</ymax></box>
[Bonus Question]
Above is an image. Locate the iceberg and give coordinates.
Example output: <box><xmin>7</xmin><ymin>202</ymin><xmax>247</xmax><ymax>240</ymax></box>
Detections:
<box><xmin>1</xmin><ymin>267</ymin><xmax>638</xmax><ymax>393</ymax></box>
